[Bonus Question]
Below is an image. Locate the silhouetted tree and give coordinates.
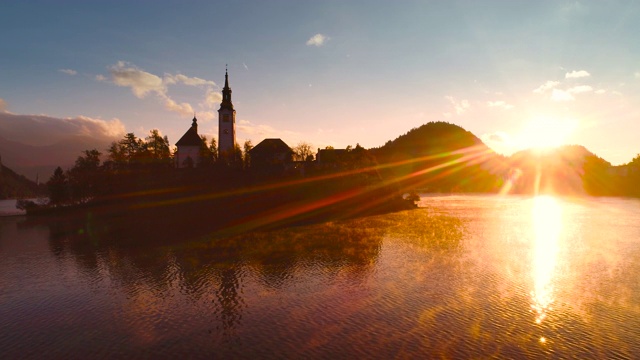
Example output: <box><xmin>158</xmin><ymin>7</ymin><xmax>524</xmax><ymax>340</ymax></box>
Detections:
<box><xmin>145</xmin><ymin>129</ymin><xmax>171</xmax><ymax>165</ymax></box>
<box><xmin>293</xmin><ymin>142</ymin><xmax>314</xmax><ymax>162</ymax></box>
<box><xmin>67</xmin><ymin>149</ymin><xmax>102</xmax><ymax>203</ymax></box>
<box><xmin>243</xmin><ymin>140</ymin><xmax>253</xmax><ymax>169</ymax></box>
<box><xmin>47</xmin><ymin>166</ymin><xmax>68</xmax><ymax>205</ymax></box>
<box><xmin>199</xmin><ymin>135</ymin><xmax>215</xmax><ymax>167</ymax></box>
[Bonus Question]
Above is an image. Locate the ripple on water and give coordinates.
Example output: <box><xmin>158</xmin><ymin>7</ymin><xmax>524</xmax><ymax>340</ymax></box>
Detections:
<box><xmin>2</xmin><ymin>196</ymin><xmax>640</xmax><ymax>358</ymax></box>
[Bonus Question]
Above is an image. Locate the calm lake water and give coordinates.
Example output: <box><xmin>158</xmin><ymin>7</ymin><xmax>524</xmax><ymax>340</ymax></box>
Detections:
<box><xmin>2</xmin><ymin>195</ymin><xmax>640</xmax><ymax>358</ymax></box>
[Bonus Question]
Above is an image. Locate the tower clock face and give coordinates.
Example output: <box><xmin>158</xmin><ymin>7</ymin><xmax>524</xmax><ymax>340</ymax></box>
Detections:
<box><xmin>224</xmin><ymin>129</ymin><xmax>229</xmax><ymax>134</ymax></box>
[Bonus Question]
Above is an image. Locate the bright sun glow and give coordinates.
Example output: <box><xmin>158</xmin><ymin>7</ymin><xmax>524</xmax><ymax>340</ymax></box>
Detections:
<box><xmin>516</xmin><ymin>117</ymin><xmax>578</xmax><ymax>151</ymax></box>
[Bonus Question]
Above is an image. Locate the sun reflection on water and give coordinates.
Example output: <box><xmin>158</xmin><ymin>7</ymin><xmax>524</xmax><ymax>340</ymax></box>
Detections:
<box><xmin>531</xmin><ymin>195</ymin><xmax>562</xmax><ymax>325</ymax></box>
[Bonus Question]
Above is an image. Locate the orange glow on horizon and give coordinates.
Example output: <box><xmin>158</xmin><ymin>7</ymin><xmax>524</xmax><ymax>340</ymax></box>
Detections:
<box><xmin>516</xmin><ymin>117</ymin><xmax>578</xmax><ymax>152</ymax></box>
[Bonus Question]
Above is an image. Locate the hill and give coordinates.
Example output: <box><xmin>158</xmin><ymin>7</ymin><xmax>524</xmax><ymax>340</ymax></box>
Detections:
<box><xmin>0</xmin><ymin>161</ymin><xmax>44</xmax><ymax>199</ymax></box>
<box><xmin>371</xmin><ymin>121</ymin><xmax>506</xmax><ymax>192</ymax></box>
<box><xmin>0</xmin><ymin>134</ymin><xmax>113</xmax><ymax>181</ymax></box>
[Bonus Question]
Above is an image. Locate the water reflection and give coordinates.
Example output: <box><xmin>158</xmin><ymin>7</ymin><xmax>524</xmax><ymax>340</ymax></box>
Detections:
<box><xmin>7</xmin><ymin>197</ymin><xmax>640</xmax><ymax>358</ymax></box>
<box><xmin>531</xmin><ymin>196</ymin><xmax>562</xmax><ymax>326</ymax></box>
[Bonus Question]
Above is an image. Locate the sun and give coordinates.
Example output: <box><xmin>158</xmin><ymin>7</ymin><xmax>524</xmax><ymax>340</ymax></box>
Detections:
<box><xmin>516</xmin><ymin>117</ymin><xmax>578</xmax><ymax>151</ymax></box>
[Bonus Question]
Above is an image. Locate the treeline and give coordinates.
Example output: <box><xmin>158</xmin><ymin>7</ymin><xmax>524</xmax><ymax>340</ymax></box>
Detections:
<box><xmin>43</xmin><ymin>130</ymin><xmax>255</xmax><ymax>207</ymax></box>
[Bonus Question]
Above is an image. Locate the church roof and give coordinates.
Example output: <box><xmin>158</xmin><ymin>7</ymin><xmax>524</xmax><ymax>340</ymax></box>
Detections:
<box><xmin>175</xmin><ymin>124</ymin><xmax>203</xmax><ymax>147</ymax></box>
<box><xmin>249</xmin><ymin>138</ymin><xmax>293</xmax><ymax>155</ymax></box>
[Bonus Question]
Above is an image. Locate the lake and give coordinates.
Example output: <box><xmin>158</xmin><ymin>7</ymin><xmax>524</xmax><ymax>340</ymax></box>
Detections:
<box><xmin>1</xmin><ymin>195</ymin><xmax>640</xmax><ymax>358</ymax></box>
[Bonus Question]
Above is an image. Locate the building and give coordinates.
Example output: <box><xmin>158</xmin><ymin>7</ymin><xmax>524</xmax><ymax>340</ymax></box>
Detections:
<box><xmin>218</xmin><ymin>69</ymin><xmax>236</xmax><ymax>157</ymax></box>
<box><xmin>248</xmin><ymin>138</ymin><xmax>294</xmax><ymax>173</ymax></box>
<box><xmin>316</xmin><ymin>148</ymin><xmax>348</xmax><ymax>164</ymax></box>
<box><xmin>175</xmin><ymin>116</ymin><xmax>203</xmax><ymax>168</ymax></box>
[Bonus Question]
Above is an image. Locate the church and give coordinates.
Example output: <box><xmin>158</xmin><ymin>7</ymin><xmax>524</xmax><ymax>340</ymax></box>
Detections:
<box><xmin>175</xmin><ymin>69</ymin><xmax>237</xmax><ymax>168</ymax></box>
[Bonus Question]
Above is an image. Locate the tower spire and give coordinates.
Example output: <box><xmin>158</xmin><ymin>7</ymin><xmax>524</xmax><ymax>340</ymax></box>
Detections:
<box><xmin>220</xmin><ymin>66</ymin><xmax>233</xmax><ymax>110</ymax></box>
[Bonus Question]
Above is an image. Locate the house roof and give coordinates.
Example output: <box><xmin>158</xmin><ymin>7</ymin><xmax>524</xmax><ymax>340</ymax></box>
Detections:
<box><xmin>175</xmin><ymin>126</ymin><xmax>203</xmax><ymax>146</ymax></box>
<box><xmin>249</xmin><ymin>138</ymin><xmax>293</xmax><ymax>155</ymax></box>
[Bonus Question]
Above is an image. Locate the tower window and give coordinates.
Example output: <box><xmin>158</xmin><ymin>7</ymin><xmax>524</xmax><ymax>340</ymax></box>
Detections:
<box><xmin>223</xmin><ymin>114</ymin><xmax>230</xmax><ymax>122</ymax></box>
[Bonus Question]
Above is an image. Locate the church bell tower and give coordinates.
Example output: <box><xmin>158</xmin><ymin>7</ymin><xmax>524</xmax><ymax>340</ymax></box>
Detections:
<box><xmin>218</xmin><ymin>68</ymin><xmax>236</xmax><ymax>156</ymax></box>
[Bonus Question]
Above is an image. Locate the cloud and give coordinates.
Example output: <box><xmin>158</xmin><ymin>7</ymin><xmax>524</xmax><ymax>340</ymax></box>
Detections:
<box><xmin>109</xmin><ymin>61</ymin><xmax>165</xmax><ymax>98</ymax></box>
<box><xmin>236</xmin><ymin>119</ymin><xmax>301</xmax><ymax>141</ymax></box>
<box><xmin>565</xmin><ymin>70</ymin><xmax>590</xmax><ymax>79</ymax></box>
<box><xmin>595</xmin><ymin>89</ymin><xmax>606</xmax><ymax>94</ymax></box>
<box><xmin>480</xmin><ymin>132</ymin><xmax>514</xmax><ymax>155</ymax></box>
<box><xmin>487</xmin><ymin>101</ymin><xmax>514</xmax><ymax>110</ymax></box>
<box><xmin>0</xmin><ymin>111</ymin><xmax>125</xmax><ymax>146</ymax></box>
<box><xmin>59</xmin><ymin>69</ymin><xmax>77</xmax><ymax>76</ymax></box>
<box><xmin>567</xmin><ymin>85</ymin><xmax>593</xmax><ymax>94</ymax></box>
<box><xmin>635</xmin><ymin>72</ymin><xmax>640</xmax><ymax>79</ymax></box>
<box><xmin>204</xmin><ymin>89</ymin><xmax>223</xmax><ymax>108</ymax></box>
<box><xmin>164</xmin><ymin>74</ymin><xmax>215</xmax><ymax>87</ymax></box>
<box><xmin>533</xmin><ymin>80</ymin><xmax>560</xmax><ymax>93</ymax></box>
<box><xmin>0</xmin><ymin>98</ymin><xmax>6</xmax><ymax>111</ymax></box>
<box><xmin>445</xmin><ymin>96</ymin><xmax>470</xmax><ymax>115</ymax></box>
<box><xmin>164</xmin><ymin>98</ymin><xmax>194</xmax><ymax>116</ymax></box>
<box><xmin>551</xmin><ymin>89</ymin><xmax>575</xmax><ymax>101</ymax></box>
<box><xmin>99</xmin><ymin>61</ymin><xmax>221</xmax><ymax>117</ymax></box>
<box><xmin>306</xmin><ymin>33</ymin><xmax>329</xmax><ymax>47</ymax></box>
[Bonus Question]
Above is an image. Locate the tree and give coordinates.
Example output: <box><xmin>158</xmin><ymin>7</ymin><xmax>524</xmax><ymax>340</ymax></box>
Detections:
<box><xmin>67</xmin><ymin>149</ymin><xmax>102</xmax><ymax>203</ymax></box>
<box><xmin>47</xmin><ymin>166</ymin><xmax>68</xmax><ymax>205</ymax></box>
<box><xmin>146</xmin><ymin>129</ymin><xmax>171</xmax><ymax>163</ymax></box>
<box><xmin>108</xmin><ymin>133</ymin><xmax>145</xmax><ymax>168</ymax></box>
<box><xmin>293</xmin><ymin>142</ymin><xmax>314</xmax><ymax>162</ymax></box>
<box><xmin>243</xmin><ymin>140</ymin><xmax>253</xmax><ymax>169</ymax></box>
<box><xmin>209</xmin><ymin>137</ymin><xmax>218</xmax><ymax>163</ymax></box>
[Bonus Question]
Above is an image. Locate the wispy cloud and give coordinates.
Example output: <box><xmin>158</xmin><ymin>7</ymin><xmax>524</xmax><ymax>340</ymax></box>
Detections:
<box><xmin>59</xmin><ymin>69</ymin><xmax>77</xmax><ymax>76</ymax></box>
<box><xmin>164</xmin><ymin>74</ymin><xmax>215</xmax><ymax>87</ymax></box>
<box><xmin>445</xmin><ymin>96</ymin><xmax>470</xmax><ymax>115</ymax></box>
<box><xmin>533</xmin><ymin>80</ymin><xmax>560</xmax><ymax>93</ymax></box>
<box><xmin>108</xmin><ymin>61</ymin><xmax>165</xmax><ymax>98</ymax></box>
<box><xmin>567</xmin><ymin>85</ymin><xmax>593</xmax><ymax>94</ymax></box>
<box><xmin>480</xmin><ymin>131</ymin><xmax>514</xmax><ymax>155</ymax></box>
<box><xmin>164</xmin><ymin>98</ymin><xmax>194</xmax><ymax>115</ymax></box>
<box><xmin>306</xmin><ymin>33</ymin><xmax>329</xmax><ymax>47</ymax></box>
<box><xmin>565</xmin><ymin>70</ymin><xmax>590</xmax><ymax>78</ymax></box>
<box><xmin>595</xmin><ymin>89</ymin><xmax>606</xmax><ymax>94</ymax></box>
<box><xmin>487</xmin><ymin>100</ymin><xmax>514</xmax><ymax>110</ymax></box>
<box><xmin>551</xmin><ymin>88</ymin><xmax>574</xmax><ymax>101</ymax></box>
<box><xmin>204</xmin><ymin>89</ymin><xmax>223</xmax><ymax>108</ymax></box>
<box><xmin>237</xmin><ymin>119</ymin><xmax>301</xmax><ymax>142</ymax></box>
<box><xmin>99</xmin><ymin>61</ymin><xmax>220</xmax><ymax>117</ymax></box>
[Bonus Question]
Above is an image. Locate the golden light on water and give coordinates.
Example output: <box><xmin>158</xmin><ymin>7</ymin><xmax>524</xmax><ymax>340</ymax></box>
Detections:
<box><xmin>531</xmin><ymin>196</ymin><xmax>562</xmax><ymax>325</ymax></box>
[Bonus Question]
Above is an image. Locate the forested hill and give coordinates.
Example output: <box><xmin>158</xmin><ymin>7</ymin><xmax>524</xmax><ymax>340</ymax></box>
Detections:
<box><xmin>374</xmin><ymin>121</ymin><xmax>487</xmax><ymax>155</ymax></box>
<box><xmin>371</xmin><ymin>122</ymin><xmax>505</xmax><ymax>192</ymax></box>
<box><xmin>0</xmin><ymin>162</ymin><xmax>43</xmax><ymax>199</ymax></box>
<box><xmin>506</xmin><ymin>145</ymin><xmax>635</xmax><ymax>196</ymax></box>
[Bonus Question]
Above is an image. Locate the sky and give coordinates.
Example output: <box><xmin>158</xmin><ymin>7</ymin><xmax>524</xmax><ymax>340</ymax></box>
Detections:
<box><xmin>1</xmin><ymin>0</ymin><xmax>640</xmax><ymax>165</ymax></box>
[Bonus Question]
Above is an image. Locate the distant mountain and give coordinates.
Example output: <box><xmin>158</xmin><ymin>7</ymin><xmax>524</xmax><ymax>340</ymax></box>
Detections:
<box><xmin>368</xmin><ymin>121</ymin><xmax>637</xmax><ymax>196</ymax></box>
<box><xmin>0</xmin><ymin>135</ymin><xmax>113</xmax><ymax>181</ymax></box>
<box><xmin>506</xmin><ymin>145</ymin><xmax>640</xmax><ymax>196</ymax></box>
<box><xmin>371</xmin><ymin>122</ymin><xmax>505</xmax><ymax>192</ymax></box>
<box><xmin>0</xmin><ymin>162</ymin><xmax>43</xmax><ymax>199</ymax></box>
